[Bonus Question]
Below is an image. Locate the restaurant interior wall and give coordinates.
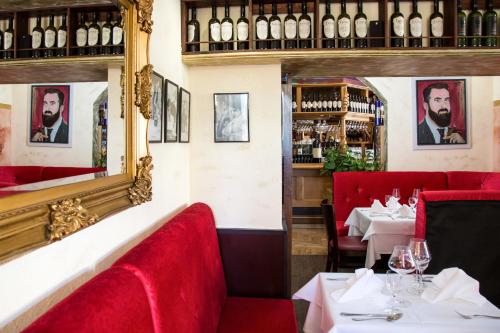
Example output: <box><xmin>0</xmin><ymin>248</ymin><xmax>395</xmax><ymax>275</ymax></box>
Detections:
<box><xmin>188</xmin><ymin>64</ymin><xmax>283</xmax><ymax>230</ymax></box>
<box><xmin>0</xmin><ymin>1</ymin><xmax>190</xmax><ymax>332</ymax></box>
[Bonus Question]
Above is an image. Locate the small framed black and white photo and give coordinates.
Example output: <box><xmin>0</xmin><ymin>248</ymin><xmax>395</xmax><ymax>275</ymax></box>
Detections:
<box><xmin>179</xmin><ymin>88</ymin><xmax>190</xmax><ymax>143</ymax></box>
<box><xmin>164</xmin><ymin>79</ymin><xmax>179</xmax><ymax>142</ymax></box>
<box><xmin>214</xmin><ymin>93</ymin><xmax>249</xmax><ymax>143</ymax></box>
<box><xmin>149</xmin><ymin>71</ymin><xmax>164</xmax><ymax>143</ymax></box>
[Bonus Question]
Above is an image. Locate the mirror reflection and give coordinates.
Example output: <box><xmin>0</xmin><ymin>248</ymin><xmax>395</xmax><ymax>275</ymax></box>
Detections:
<box><xmin>0</xmin><ymin>65</ymin><xmax>125</xmax><ymax>197</ymax></box>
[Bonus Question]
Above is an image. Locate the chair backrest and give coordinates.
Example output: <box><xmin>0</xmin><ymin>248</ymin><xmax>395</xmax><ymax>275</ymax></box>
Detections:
<box><xmin>321</xmin><ymin>200</ymin><xmax>337</xmax><ymax>251</ymax></box>
<box><xmin>446</xmin><ymin>171</ymin><xmax>500</xmax><ymax>190</ymax></box>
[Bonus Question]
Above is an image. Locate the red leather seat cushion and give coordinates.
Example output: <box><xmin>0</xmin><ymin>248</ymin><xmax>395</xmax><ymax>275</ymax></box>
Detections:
<box><xmin>217</xmin><ymin>297</ymin><xmax>298</xmax><ymax>333</ymax></box>
<box><xmin>338</xmin><ymin>236</ymin><xmax>367</xmax><ymax>251</ymax></box>
<box><xmin>22</xmin><ymin>267</ymin><xmax>154</xmax><ymax>333</ymax></box>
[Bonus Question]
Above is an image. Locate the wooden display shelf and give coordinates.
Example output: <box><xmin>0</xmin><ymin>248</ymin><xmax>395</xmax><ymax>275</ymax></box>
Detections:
<box><xmin>292</xmin><ymin>111</ymin><xmax>347</xmax><ymax>119</ymax></box>
<box><xmin>292</xmin><ymin>163</ymin><xmax>324</xmax><ymax>170</ymax></box>
<box><xmin>346</xmin><ymin>140</ymin><xmax>372</xmax><ymax>145</ymax></box>
<box><xmin>0</xmin><ymin>55</ymin><xmax>124</xmax><ymax>83</ymax></box>
<box><xmin>345</xmin><ymin>112</ymin><xmax>374</xmax><ymax>122</ymax></box>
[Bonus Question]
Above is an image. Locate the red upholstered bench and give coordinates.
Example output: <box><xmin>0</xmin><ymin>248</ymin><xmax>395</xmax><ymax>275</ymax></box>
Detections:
<box><xmin>23</xmin><ymin>203</ymin><xmax>298</xmax><ymax>333</ymax></box>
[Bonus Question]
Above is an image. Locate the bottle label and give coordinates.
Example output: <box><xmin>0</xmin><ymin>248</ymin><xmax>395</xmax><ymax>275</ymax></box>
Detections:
<box><xmin>322</xmin><ymin>101</ymin><xmax>328</xmax><ymax>108</ymax></box>
<box><xmin>270</xmin><ymin>20</ymin><xmax>281</xmax><ymax>39</ymax></box>
<box><xmin>88</xmin><ymin>28</ymin><xmax>99</xmax><ymax>46</ymax></box>
<box><xmin>44</xmin><ymin>30</ymin><xmax>56</xmax><ymax>48</ymax></box>
<box><xmin>472</xmin><ymin>16</ymin><xmax>482</xmax><ymax>36</ymax></box>
<box><xmin>355</xmin><ymin>17</ymin><xmax>367</xmax><ymax>37</ymax></box>
<box><xmin>312</xmin><ymin>101</ymin><xmax>318</xmax><ymax>109</ymax></box>
<box><xmin>256</xmin><ymin>20</ymin><xmax>267</xmax><ymax>40</ymax></box>
<box><xmin>58</xmin><ymin>30</ymin><xmax>67</xmax><ymax>47</ymax></box>
<box><xmin>32</xmin><ymin>31</ymin><xmax>42</xmax><ymax>48</ymax></box>
<box><xmin>409</xmin><ymin>17</ymin><xmax>422</xmax><ymax>37</ymax></box>
<box><xmin>313</xmin><ymin>147</ymin><xmax>322</xmax><ymax>159</ymax></box>
<box><xmin>299</xmin><ymin>19</ymin><xmax>310</xmax><ymax>39</ymax></box>
<box><xmin>338</xmin><ymin>17</ymin><xmax>350</xmax><ymax>38</ymax></box>
<box><xmin>458</xmin><ymin>17</ymin><xmax>466</xmax><ymax>36</ymax></box>
<box><xmin>431</xmin><ymin>17</ymin><xmax>443</xmax><ymax>37</ymax></box>
<box><xmin>307</xmin><ymin>101</ymin><xmax>312</xmax><ymax>109</ymax></box>
<box><xmin>323</xmin><ymin>18</ymin><xmax>335</xmax><ymax>38</ymax></box>
<box><xmin>292</xmin><ymin>101</ymin><xmax>297</xmax><ymax>109</ymax></box>
<box><xmin>221</xmin><ymin>21</ymin><xmax>233</xmax><ymax>41</ymax></box>
<box><xmin>285</xmin><ymin>20</ymin><xmax>297</xmax><ymax>39</ymax></box>
<box><xmin>302</xmin><ymin>101</ymin><xmax>307</xmax><ymax>109</ymax></box>
<box><xmin>327</xmin><ymin>101</ymin><xmax>333</xmax><ymax>109</ymax></box>
<box><xmin>76</xmin><ymin>29</ymin><xmax>87</xmax><ymax>47</ymax></box>
<box><xmin>486</xmin><ymin>17</ymin><xmax>497</xmax><ymax>36</ymax></box>
<box><xmin>102</xmin><ymin>27</ymin><xmax>111</xmax><ymax>45</ymax></box>
<box><xmin>113</xmin><ymin>27</ymin><xmax>123</xmax><ymax>45</ymax></box>
<box><xmin>210</xmin><ymin>22</ymin><xmax>221</xmax><ymax>41</ymax></box>
<box><xmin>237</xmin><ymin>21</ymin><xmax>248</xmax><ymax>40</ymax></box>
<box><xmin>4</xmin><ymin>32</ymin><xmax>13</xmax><ymax>50</ymax></box>
<box><xmin>393</xmin><ymin>16</ymin><xmax>404</xmax><ymax>37</ymax></box>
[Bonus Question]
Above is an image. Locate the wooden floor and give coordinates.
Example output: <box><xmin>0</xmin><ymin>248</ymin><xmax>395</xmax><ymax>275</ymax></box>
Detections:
<box><xmin>292</xmin><ymin>225</ymin><xmax>328</xmax><ymax>256</ymax></box>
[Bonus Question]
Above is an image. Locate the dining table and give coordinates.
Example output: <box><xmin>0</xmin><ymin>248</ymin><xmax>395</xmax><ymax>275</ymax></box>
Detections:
<box><xmin>345</xmin><ymin>207</ymin><xmax>416</xmax><ymax>268</ymax></box>
<box><xmin>293</xmin><ymin>272</ymin><xmax>500</xmax><ymax>333</ymax></box>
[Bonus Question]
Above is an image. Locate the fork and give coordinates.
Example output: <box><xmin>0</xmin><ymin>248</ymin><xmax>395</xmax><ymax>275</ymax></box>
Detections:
<box><xmin>455</xmin><ymin>311</ymin><xmax>500</xmax><ymax>319</ymax></box>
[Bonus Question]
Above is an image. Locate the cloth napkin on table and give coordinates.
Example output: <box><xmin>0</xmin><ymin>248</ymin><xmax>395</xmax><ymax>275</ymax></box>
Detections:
<box><xmin>421</xmin><ymin>268</ymin><xmax>487</xmax><ymax>306</ymax></box>
<box><xmin>331</xmin><ymin>268</ymin><xmax>385</xmax><ymax>303</ymax></box>
<box><xmin>386</xmin><ymin>196</ymin><xmax>402</xmax><ymax>210</ymax></box>
<box><xmin>398</xmin><ymin>204</ymin><xmax>412</xmax><ymax>218</ymax></box>
<box><xmin>369</xmin><ymin>199</ymin><xmax>386</xmax><ymax>214</ymax></box>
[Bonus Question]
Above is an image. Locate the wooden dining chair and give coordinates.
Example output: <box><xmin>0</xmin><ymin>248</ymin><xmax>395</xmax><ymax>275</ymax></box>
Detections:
<box><xmin>321</xmin><ymin>200</ymin><xmax>367</xmax><ymax>272</ymax></box>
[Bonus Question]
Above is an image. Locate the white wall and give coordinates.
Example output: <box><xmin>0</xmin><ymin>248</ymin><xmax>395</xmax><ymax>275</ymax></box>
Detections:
<box><xmin>0</xmin><ymin>1</ymin><xmax>190</xmax><ymax>332</ymax></box>
<box><xmin>367</xmin><ymin>77</ymin><xmax>495</xmax><ymax>171</ymax></box>
<box><xmin>188</xmin><ymin>64</ymin><xmax>282</xmax><ymax>230</ymax></box>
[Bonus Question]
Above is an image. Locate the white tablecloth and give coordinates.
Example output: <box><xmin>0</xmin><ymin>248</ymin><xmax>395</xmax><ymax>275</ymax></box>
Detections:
<box><xmin>293</xmin><ymin>272</ymin><xmax>500</xmax><ymax>333</ymax></box>
<box><xmin>345</xmin><ymin>208</ymin><xmax>416</xmax><ymax>268</ymax></box>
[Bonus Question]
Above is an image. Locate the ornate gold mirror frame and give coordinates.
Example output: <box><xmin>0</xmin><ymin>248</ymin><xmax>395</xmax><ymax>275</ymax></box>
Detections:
<box><xmin>0</xmin><ymin>0</ymin><xmax>155</xmax><ymax>262</ymax></box>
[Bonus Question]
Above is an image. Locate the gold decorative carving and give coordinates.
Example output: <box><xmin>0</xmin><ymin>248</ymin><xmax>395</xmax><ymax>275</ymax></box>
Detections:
<box><xmin>128</xmin><ymin>155</ymin><xmax>153</xmax><ymax>206</ymax></box>
<box><xmin>121</xmin><ymin>66</ymin><xmax>126</xmax><ymax>118</ymax></box>
<box><xmin>48</xmin><ymin>198</ymin><xmax>98</xmax><ymax>241</ymax></box>
<box><xmin>135</xmin><ymin>64</ymin><xmax>153</xmax><ymax>120</ymax></box>
<box><xmin>135</xmin><ymin>0</ymin><xmax>154</xmax><ymax>33</ymax></box>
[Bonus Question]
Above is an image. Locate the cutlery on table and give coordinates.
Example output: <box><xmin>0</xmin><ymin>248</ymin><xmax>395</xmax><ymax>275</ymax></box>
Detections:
<box><xmin>326</xmin><ymin>277</ymin><xmax>349</xmax><ymax>281</ymax></box>
<box><xmin>351</xmin><ymin>313</ymin><xmax>403</xmax><ymax>322</ymax></box>
<box><xmin>341</xmin><ymin>312</ymin><xmax>388</xmax><ymax>317</ymax></box>
<box><xmin>455</xmin><ymin>311</ymin><xmax>500</xmax><ymax>320</ymax></box>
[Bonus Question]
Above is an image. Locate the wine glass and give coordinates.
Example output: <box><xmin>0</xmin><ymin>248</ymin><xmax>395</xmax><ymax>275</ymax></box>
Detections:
<box><xmin>408</xmin><ymin>197</ymin><xmax>417</xmax><ymax>214</ymax></box>
<box><xmin>412</xmin><ymin>188</ymin><xmax>421</xmax><ymax>200</ymax></box>
<box><xmin>385</xmin><ymin>270</ymin><xmax>403</xmax><ymax>314</ymax></box>
<box><xmin>385</xmin><ymin>194</ymin><xmax>392</xmax><ymax>208</ymax></box>
<box><xmin>388</xmin><ymin>245</ymin><xmax>416</xmax><ymax>306</ymax></box>
<box><xmin>408</xmin><ymin>238</ymin><xmax>431</xmax><ymax>295</ymax></box>
<box><xmin>392</xmin><ymin>188</ymin><xmax>401</xmax><ymax>202</ymax></box>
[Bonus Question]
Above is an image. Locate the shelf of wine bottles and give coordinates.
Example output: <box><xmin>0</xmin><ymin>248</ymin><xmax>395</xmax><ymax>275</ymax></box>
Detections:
<box><xmin>181</xmin><ymin>0</ymin><xmax>499</xmax><ymax>54</ymax></box>
<box><xmin>0</xmin><ymin>6</ymin><xmax>124</xmax><ymax>61</ymax></box>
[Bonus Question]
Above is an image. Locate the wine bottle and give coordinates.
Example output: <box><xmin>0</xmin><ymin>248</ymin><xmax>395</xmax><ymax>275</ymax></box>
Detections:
<box><xmin>391</xmin><ymin>0</ymin><xmax>404</xmax><ymax>47</ymax></box>
<box><xmin>102</xmin><ymin>12</ymin><xmax>113</xmax><ymax>54</ymax></box>
<box><xmin>483</xmin><ymin>0</ymin><xmax>497</xmax><ymax>47</ymax></box>
<box><xmin>32</xmin><ymin>15</ymin><xmax>44</xmax><ymax>58</ymax></box>
<box><xmin>322</xmin><ymin>0</ymin><xmax>335</xmax><ymax>48</ymax></box>
<box><xmin>57</xmin><ymin>15</ymin><xmax>67</xmax><ymax>57</ymax></box>
<box><xmin>112</xmin><ymin>12</ymin><xmax>124</xmax><ymax>54</ymax></box>
<box><xmin>338</xmin><ymin>0</ymin><xmax>351</xmax><ymax>48</ymax></box>
<box><xmin>408</xmin><ymin>0</ymin><xmax>422</xmax><ymax>47</ymax></box>
<box><xmin>237</xmin><ymin>5</ymin><xmax>249</xmax><ymax>50</ymax></box>
<box><xmin>186</xmin><ymin>7</ymin><xmax>200</xmax><ymax>52</ymax></box>
<box><xmin>221</xmin><ymin>5</ymin><xmax>234</xmax><ymax>50</ymax></box>
<box><xmin>0</xmin><ymin>27</ymin><xmax>3</xmax><ymax>56</ymax></box>
<box><xmin>3</xmin><ymin>16</ymin><xmax>14</xmax><ymax>59</ymax></box>
<box><xmin>468</xmin><ymin>0</ymin><xmax>482</xmax><ymax>47</ymax></box>
<box><xmin>255</xmin><ymin>2</ymin><xmax>268</xmax><ymax>49</ymax></box>
<box><xmin>298</xmin><ymin>1</ymin><xmax>312</xmax><ymax>48</ymax></box>
<box><xmin>312</xmin><ymin>134</ymin><xmax>322</xmax><ymax>163</ymax></box>
<box><xmin>44</xmin><ymin>15</ymin><xmax>57</xmax><ymax>57</ymax></box>
<box><xmin>88</xmin><ymin>12</ymin><xmax>101</xmax><ymax>55</ymax></box>
<box><xmin>269</xmin><ymin>2</ymin><xmax>281</xmax><ymax>49</ymax></box>
<box><xmin>301</xmin><ymin>93</ymin><xmax>307</xmax><ymax>112</ymax></box>
<box><xmin>306</xmin><ymin>93</ymin><xmax>312</xmax><ymax>112</ymax></box>
<box><xmin>354</xmin><ymin>0</ymin><xmax>368</xmax><ymax>48</ymax></box>
<box><xmin>429</xmin><ymin>0</ymin><xmax>443</xmax><ymax>47</ymax></box>
<box><xmin>209</xmin><ymin>5</ymin><xmax>221</xmax><ymax>51</ymax></box>
<box><xmin>76</xmin><ymin>13</ymin><xmax>88</xmax><ymax>56</ymax></box>
<box><xmin>284</xmin><ymin>2</ymin><xmax>297</xmax><ymax>49</ymax></box>
<box><xmin>457</xmin><ymin>0</ymin><xmax>467</xmax><ymax>47</ymax></box>
<box><xmin>322</xmin><ymin>94</ymin><xmax>328</xmax><ymax>112</ymax></box>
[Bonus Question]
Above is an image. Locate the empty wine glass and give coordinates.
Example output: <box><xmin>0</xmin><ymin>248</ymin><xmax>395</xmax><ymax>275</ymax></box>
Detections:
<box><xmin>385</xmin><ymin>194</ymin><xmax>392</xmax><ymax>208</ymax></box>
<box><xmin>408</xmin><ymin>197</ymin><xmax>417</xmax><ymax>213</ymax></box>
<box><xmin>408</xmin><ymin>238</ymin><xmax>431</xmax><ymax>295</ymax></box>
<box><xmin>388</xmin><ymin>245</ymin><xmax>416</xmax><ymax>306</ymax></box>
<box><xmin>392</xmin><ymin>188</ymin><xmax>401</xmax><ymax>202</ymax></box>
<box><xmin>412</xmin><ymin>188</ymin><xmax>421</xmax><ymax>199</ymax></box>
<box><xmin>385</xmin><ymin>270</ymin><xmax>403</xmax><ymax>314</ymax></box>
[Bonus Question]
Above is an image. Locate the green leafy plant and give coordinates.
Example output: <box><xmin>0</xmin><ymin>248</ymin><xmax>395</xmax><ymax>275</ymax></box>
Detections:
<box><xmin>321</xmin><ymin>146</ymin><xmax>380</xmax><ymax>175</ymax></box>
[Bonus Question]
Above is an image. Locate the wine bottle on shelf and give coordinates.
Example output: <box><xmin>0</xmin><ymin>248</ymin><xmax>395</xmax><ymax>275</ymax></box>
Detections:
<box><xmin>408</xmin><ymin>0</ymin><xmax>422</xmax><ymax>47</ymax></box>
<box><xmin>187</xmin><ymin>7</ymin><xmax>200</xmax><ymax>52</ymax></box>
<box><xmin>102</xmin><ymin>12</ymin><xmax>113</xmax><ymax>54</ymax></box>
<box><xmin>312</xmin><ymin>93</ymin><xmax>318</xmax><ymax>112</ymax></box>
<box><xmin>57</xmin><ymin>15</ymin><xmax>67</xmax><ymax>57</ymax></box>
<box><xmin>76</xmin><ymin>13</ymin><xmax>88</xmax><ymax>56</ymax></box>
<box><xmin>3</xmin><ymin>16</ymin><xmax>14</xmax><ymax>59</ymax></box>
<box><xmin>269</xmin><ymin>2</ymin><xmax>281</xmax><ymax>49</ymax></box>
<box><xmin>301</xmin><ymin>93</ymin><xmax>307</xmax><ymax>112</ymax></box>
<box><xmin>322</xmin><ymin>0</ymin><xmax>335</xmax><ymax>48</ymax></box>
<box><xmin>468</xmin><ymin>0</ymin><xmax>482</xmax><ymax>47</ymax></box>
<box><xmin>221</xmin><ymin>5</ymin><xmax>234</xmax><ymax>50</ymax></box>
<box><xmin>44</xmin><ymin>15</ymin><xmax>57</xmax><ymax>57</ymax></box>
<box><xmin>429</xmin><ymin>0</ymin><xmax>443</xmax><ymax>47</ymax></box>
<box><xmin>312</xmin><ymin>133</ymin><xmax>322</xmax><ymax>163</ymax></box>
<box><xmin>483</xmin><ymin>0</ymin><xmax>497</xmax><ymax>47</ymax></box>
<box><xmin>112</xmin><ymin>12</ymin><xmax>124</xmax><ymax>54</ymax></box>
<box><xmin>457</xmin><ymin>0</ymin><xmax>467</xmax><ymax>47</ymax></box>
<box><xmin>298</xmin><ymin>1</ymin><xmax>312</xmax><ymax>48</ymax></box>
<box><xmin>284</xmin><ymin>2</ymin><xmax>297</xmax><ymax>49</ymax></box>
<box><xmin>32</xmin><ymin>15</ymin><xmax>44</xmax><ymax>58</ymax></box>
<box><xmin>338</xmin><ymin>0</ymin><xmax>351</xmax><ymax>49</ymax></box>
<box><xmin>327</xmin><ymin>93</ymin><xmax>334</xmax><ymax>112</ymax></box>
<box><xmin>237</xmin><ymin>5</ymin><xmax>249</xmax><ymax>50</ymax></box>
<box><xmin>322</xmin><ymin>94</ymin><xmax>328</xmax><ymax>112</ymax></box>
<box><xmin>306</xmin><ymin>93</ymin><xmax>312</xmax><ymax>112</ymax></box>
<box><xmin>354</xmin><ymin>0</ymin><xmax>368</xmax><ymax>48</ymax></box>
<box><xmin>88</xmin><ymin>12</ymin><xmax>101</xmax><ymax>55</ymax></box>
<box><xmin>391</xmin><ymin>0</ymin><xmax>405</xmax><ymax>47</ymax></box>
<box><xmin>255</xmin><ymin>2</ymin><xmax>268</xmax><ymax>50</ymax></box>
<box><xmin>209</xmin><ymin>5</ymin><xmax>221</xmax><ymax>51</ymax></box>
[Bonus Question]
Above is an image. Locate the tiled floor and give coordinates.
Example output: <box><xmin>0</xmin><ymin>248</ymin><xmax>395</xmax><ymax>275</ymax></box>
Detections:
<box><xmin>292</xmin><ymin>224</ymin><xmax>328</xmax><ymax>255</ymax></box>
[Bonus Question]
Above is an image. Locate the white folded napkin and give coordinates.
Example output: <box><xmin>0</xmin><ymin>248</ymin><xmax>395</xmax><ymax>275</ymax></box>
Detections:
<box><xmin>369</xmin><ymin>199</ymin><xmax>386</xmax><ymax>214</ymax></box>
<box><xmin>386</xmin><ymin>196</ymin><xmax>402</xmax><ymax>210</ymax></box>
<box><xmin>398</xmin><ymin>204</ymin><xmax>412</xmax><ymax>218</ymax></box>
<box><xmin>421</xmin><ymin>268</ymin><xmax>487</xmax><ymax>306</ymax></box>
<box><xmin>331</xmin><ymin>268</ymin><xmax>385</xmax><ymax>303</ymax></box>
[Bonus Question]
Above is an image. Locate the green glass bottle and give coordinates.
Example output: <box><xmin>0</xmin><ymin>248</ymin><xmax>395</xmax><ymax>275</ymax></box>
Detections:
<box><xmin>429</xmin><ymin>0</ymin><xmax>443</xmax><ymax>47</ymax></box>
<box><xmin>483</xmin><ymin>0</ymin><xmax>497</xmax><ymax>47</ymax></box>
<box><xmin>408</xmin><ymin>0</ymin><xmax>422</xmax><ymax>47</ymax></box>
<box><xmin>391</xmin><ymin>0</ymin><xmax>405</xmax><ymax>47</ymax></box>
<box><xmin>468</xmin><ymin>0</ymin><xmax>482</xmax><ymax>47</ymax></box>
<box><xmin>457</xmin><ymin>0</ymin><xmax>467</xmax><ymax>47</ymax></box>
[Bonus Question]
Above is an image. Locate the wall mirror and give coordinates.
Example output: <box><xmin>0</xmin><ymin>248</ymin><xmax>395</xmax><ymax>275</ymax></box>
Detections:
<box><xmin>0</xmin><ymin>0</ymin><xmax>154</xmax><ymax>262</ymax></box>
